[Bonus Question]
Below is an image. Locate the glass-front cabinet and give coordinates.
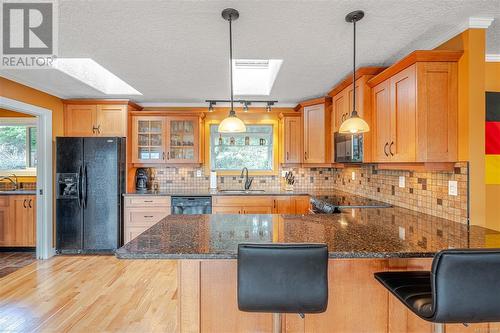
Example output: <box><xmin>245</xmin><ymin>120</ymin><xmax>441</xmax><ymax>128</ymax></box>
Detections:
<box><xmin>166</xmin><ymin>117</ymin><xmax>200</xmax><ymax>163</ymax></box>
<box><xmin>132</xmin><ymin>116</ymin><xmax>200</xmax><ymax>164</ymax></box>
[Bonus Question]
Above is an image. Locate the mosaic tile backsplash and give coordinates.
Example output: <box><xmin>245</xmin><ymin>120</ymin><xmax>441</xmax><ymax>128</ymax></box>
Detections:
<box><xmin>149</xmin><ymin>162</ymin><xmax>468</xmax><ymax>224</ymax></box>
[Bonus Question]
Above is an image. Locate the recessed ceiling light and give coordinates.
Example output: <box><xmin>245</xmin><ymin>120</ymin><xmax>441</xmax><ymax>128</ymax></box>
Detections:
<box><xmin>52</xmin><ymin>58</ymin><xmax>142</xmax><ymax>95</ymax></box>
<box><xmin>233</xmin><ymin>59</ymin><xmax>283</xmax><ymax>96</ymax></box>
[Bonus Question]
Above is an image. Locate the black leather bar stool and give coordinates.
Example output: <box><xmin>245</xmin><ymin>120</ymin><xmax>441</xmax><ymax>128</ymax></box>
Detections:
<box><xmin>238</xmin><ymin>243</ymin><xmax>328</xmax><ymax>332</ymax></box>
<box><xmin>374</xmin><ymin>249</ymin><xmax>500</xmax><ymax>333</ymax></box>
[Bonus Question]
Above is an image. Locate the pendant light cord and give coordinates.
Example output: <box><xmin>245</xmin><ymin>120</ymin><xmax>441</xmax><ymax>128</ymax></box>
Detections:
<box><xmin>352</xmin><ymin>18</ymin><xmax>356</xmax><ymax>116</ymax></box>
<box><xmin>229</xmin><ymin>17</ymin><xmax>234</xmax><ymax>113</ymax></box>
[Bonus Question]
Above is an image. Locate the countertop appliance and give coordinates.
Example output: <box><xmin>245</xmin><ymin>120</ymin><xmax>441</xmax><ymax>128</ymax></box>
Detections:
<box><xmin>56</xmin><ymin>137</ymin><xmax>125</xmax><ymax>253</ymax></box>
<box><xmin>135</xmin><ymin>168</ymin><xmax>149</xmax><ymax>192</ymax></box>
<box><xmin>172</xmin><ymin>196</ymin><xmax>212</xmax><ymax>214</ymax></box>
<box><xmin>334</xmin><ymin>132</ymin><xmax>363</xmax><ymax>163</ymax></box>
<box><xmin>310</xmin><ymin>195</ymin><xmax>392</xmax><ymax>213</ymax></box>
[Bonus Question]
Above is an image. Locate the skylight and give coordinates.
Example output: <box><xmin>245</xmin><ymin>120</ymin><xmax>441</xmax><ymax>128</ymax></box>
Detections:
<box><xmin>232</xmin><ymin>59</ymin><xmax>283</xmax><ymax>96</ymax></box>
<box><xmin>52</xmin><ymin>58</ymin><xmax>142</xmax><ymax>95</ymax></box>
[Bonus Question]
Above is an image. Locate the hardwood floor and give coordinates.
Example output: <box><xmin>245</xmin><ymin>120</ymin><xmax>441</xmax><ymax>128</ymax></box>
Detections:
<box><xmin>0</xmin><ymin>252</ymin><xmax>36</xmax><ymax>278</ymax></box>
<box><xmin>0</xmin><ymin>256</ymin><xmax>178</xmax><ymax>332</ymax></box>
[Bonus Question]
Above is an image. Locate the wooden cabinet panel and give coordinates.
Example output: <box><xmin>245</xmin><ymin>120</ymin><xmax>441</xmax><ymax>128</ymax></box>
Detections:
<box><xmin>283</xmin><ymin>117</ymin><xmax>302</xmax><ymax>164</ymax></box>
<box><xmin>332</xmin><ymin>90</ymin><xmax>348</xmax><ymax>133</ymax></box>
<box><xmin>124</xmin><ymin>208</ymin><xmax>170</xmax><ymax>227</ymax></box>
<box><xmin>7</xmin><ymin>195</ymin><xmax>36</xmax><ymax>247</ymax></box>
<box><xmin>372</xmin><ymin>80</ymin><xmax>392</xmax><ymax>162</ymax></box>
<box><xmin>416</xmin><ymin>62</ymin><xmax>458</xmax><ymax>162</ymax></box>
<box><xmin>213</xmin><ymin>196</ymin><xmax>274</xmax><ymax>207</ymax></box>
<box><xmin>96</xmin><ymin>105</ymin><xmax>127</xmax><ymax>137</ymax></box>
<box><xmin>303</xmin><ymin>104</ymin><xmax>328</xmax><ymax>163</ymax></box>
<box><xmin>0</xmin><ymin>202</ymin><xmax>10</xmax><ymax>246</ymax></box>
<box><xmin>243</xmin><ymin>206</ymin><xmax>273</xmax><ymax>214</ymax></box>
<box><xmin>124</xmin><ymin>196</ymin><xmax>171</xmax><ymax>207</ymax></box>
<box><xmin>293</xmin><ymin>196</ymin><xmax>310</xmax><ymax>214</ymax></box>
<box><xmin>274</xmin><ymin>196</ymin><xmax>294</xmax><ymax>214</ymax></box>
<box><xmin>211</xmin><ymin>206</ymin><xmax>242</xmax><ymax>214</ymax></box>
<box><xmin>390</xmin><ymin>65</ymin><xmax>417</xmax><ymax>162</ymax></box>
<box><xmin>65</xmin><ymin>104</ymin><xmax>96</xmax><ymax>136</ymax></box>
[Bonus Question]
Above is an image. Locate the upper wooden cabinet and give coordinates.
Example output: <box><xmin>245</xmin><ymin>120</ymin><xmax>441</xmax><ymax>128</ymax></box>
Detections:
<box><xmin>297</xmin><ymin>97</ymin><xmax>332</xmax><ymax>164</ymax></box>
<box><xmin>282</xmin><ymin>115</ymin><xmax>302</xmax><ymax>164</ymax></box>
<box><xmin>131</xmin><ymin>115</ymin><xmax>202</xmax><ymax>165</ymax></box>
<box><xmin>368</xmin><ymin>51</ymin><xmax>461</xmax><ymax>163</ymax></box>
<box><xmin>64</xmin><ymin>100</ymin><xmax>140</xmax><ymax>137</ymax></box>
<box><xmin>328</xmin><ymin>67</ymin><xmax>386</xmax><ymax>163</ymax></box>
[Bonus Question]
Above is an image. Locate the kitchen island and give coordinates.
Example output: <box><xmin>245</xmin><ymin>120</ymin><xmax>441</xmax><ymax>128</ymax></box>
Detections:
<box><xmin>116</xmin><ymin>210</ymin><xmax>500</xmax><ymax>333</ymax></box>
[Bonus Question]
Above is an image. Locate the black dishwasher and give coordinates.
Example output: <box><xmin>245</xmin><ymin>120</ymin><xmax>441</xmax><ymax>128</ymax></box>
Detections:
<box><xmin>171</xmin><ymin>196</ymin><xmax>212</xmax><ymax>214</ymax></box>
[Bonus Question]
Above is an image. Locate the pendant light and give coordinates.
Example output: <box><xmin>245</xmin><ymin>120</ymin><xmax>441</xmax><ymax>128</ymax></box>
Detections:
<box><xmin>218</xmin><ymin>8</ymin><xmax>246</xmax><ymax>133</ymax></box>
<box><xmin>339</xmin><ymin>10</ymin><xmax>370</xmax><ymax>134</ymax></box>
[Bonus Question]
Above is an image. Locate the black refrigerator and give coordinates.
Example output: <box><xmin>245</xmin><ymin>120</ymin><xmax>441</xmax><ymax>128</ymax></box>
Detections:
<box><xmin>56</xmin><ymin>137</ymin><xmax>126</xmax><ymax>253</ymax></box>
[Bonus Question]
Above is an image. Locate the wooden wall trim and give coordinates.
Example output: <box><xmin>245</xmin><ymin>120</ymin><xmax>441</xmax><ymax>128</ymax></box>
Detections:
<box><xmin>367</xmin><ymin>50</ymin><xmax>463</xmax><ymax>87</ymax></box>
<box><xmin>327</xmin><ymin>67</ymin><xmax>387</xmax><ymax>97</ymax></box>
<box><xmin>63</xmin><ymin>99</ymin><xmax>142</xmax><ymax>110</ymax></box>
<box><xmin>294</xmin><ymin>96</ymin><xmax>332</xmax><ymax>112</ymax></box>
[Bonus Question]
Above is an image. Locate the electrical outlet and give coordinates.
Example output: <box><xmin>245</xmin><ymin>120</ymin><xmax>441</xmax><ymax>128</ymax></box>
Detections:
<box><xmin>398</xmin><ymin>227</ymin><xmax>406</xmax><ymax>240</ymax></box>
<box><xmin>351</xmin><ymin>171</ymin><xmax>355</xmax><ymax>180</ymax></box>
<box><xmin>281</xmin><ymin>170</ymin><xmax>287</xmax><ymax>177</ymax></box>
<box><xmin>196</xmin><ymin>169</ymin><xmax>202</xmax><ymax>177</ymax></box>
<box><xmin>448</xmin><ymin>180</ymin><xmax>458</xmax><ymax>196</ymax></box>
<box><xmin>398</xmin><ymin>176</ymin><xmax>405</xmax><ymax>188</ymax></box>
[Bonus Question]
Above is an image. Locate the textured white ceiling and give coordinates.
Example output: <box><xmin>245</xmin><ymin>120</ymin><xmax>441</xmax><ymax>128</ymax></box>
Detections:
<box><xmin>1</xmin><ymin>0</ymin><xmax>499</xmax><ymax>104</ymax></box>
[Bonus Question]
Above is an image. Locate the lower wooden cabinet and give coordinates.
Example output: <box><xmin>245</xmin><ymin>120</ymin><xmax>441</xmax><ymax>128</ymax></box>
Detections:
<box><xmin>123</xmin><ymin>196</ymin><xmax>171</xmax><ymax>244</ymax></box>
<box><xmin>212</xmin><ymin>195</ymin><xmax>310</xmax><ymax>215</ymax></box>
<box><xmin>0</xmin><ymin>195</ymin><xmax>36</xmax><ymax>247</ymax></box>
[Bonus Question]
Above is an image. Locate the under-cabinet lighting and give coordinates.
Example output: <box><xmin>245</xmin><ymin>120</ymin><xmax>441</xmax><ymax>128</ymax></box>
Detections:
<box><xmin>52</xmin><ymin>58</ymin><xmax>142</xmax><ymax>95</ymax></box>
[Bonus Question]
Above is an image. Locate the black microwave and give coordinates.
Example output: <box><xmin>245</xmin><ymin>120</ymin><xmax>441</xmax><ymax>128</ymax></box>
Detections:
<box><xmin>334</xmin><ymin>132</ymin><xmax>363</xmax><ymax>163</ymax></box>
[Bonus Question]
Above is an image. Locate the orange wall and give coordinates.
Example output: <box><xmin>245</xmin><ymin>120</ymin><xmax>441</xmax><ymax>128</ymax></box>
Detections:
<box><xmin>0</xmin><ymin>77</ymin><xmax>64</xmax><ymax>137</ymax></box>
<box><xmin>435</xmin><ymin>29</ymin><xmax>487</xmax><ymax>227</ymax></box>
<box><xmin>485</xmin><ymin>62</ymin><xmax>500</xmax><ymax>231</ymax></box>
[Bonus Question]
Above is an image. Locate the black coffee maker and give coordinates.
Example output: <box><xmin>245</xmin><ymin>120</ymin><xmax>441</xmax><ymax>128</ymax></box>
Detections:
<box><xmin>135</xmin><ymin>168</ymin><xmax>149</xmax><ymax>192</ymax></box>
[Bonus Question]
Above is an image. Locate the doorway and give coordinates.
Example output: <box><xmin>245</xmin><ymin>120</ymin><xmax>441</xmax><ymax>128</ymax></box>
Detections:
<box><xmin>0</xmin><ymin>96</ymin><xmax>53</xmax><ymax>259</ymax></box>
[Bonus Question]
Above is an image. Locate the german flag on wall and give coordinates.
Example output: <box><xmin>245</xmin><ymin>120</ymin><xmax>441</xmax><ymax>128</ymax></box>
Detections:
<box><xmin>486</xmin><ymin>92</ymin><xmax>500</xmax><ymax>184</ymax></box>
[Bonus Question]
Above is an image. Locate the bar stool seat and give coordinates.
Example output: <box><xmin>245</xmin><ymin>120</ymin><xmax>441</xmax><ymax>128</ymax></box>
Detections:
<box><xmin>374</xmin><ymin>271</ymin><xmax>433</xmax><ymax>318</ymax></box>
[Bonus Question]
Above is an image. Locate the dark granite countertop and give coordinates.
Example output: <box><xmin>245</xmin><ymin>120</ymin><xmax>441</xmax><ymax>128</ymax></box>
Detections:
<box><xmin>116</xmin><ymin>207</ymin><xmax>500</xmax><ymax>259</ymax></box>
<box><xmin>0</xmin><ymin>190</ymin><xmax>37</xmax><ymax>195</ymax></box>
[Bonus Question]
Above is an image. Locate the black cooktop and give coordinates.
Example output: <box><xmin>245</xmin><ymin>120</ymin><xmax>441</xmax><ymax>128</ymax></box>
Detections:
<box><xmin>310</xmin><ymin>194</ymin><xmax>391</xmax><ymax>213</ymax></box>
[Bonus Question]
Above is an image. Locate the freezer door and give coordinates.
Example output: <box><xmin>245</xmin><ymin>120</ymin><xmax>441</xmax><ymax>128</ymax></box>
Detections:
<box><xmin>83</xmin><ymin>137</ymin><xmax>121</xmax><ymax>250</ymax></box>
<box><xmin>56</xmin><ymin>137</ymin><xmax>84</xmax><ymax>250</ymax></box>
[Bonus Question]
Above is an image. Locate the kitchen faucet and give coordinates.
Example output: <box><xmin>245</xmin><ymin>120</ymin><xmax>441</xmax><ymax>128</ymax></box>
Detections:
<box><xmin>240</xmin><ymin>167</ymin><xmax>254</xmax><ymax>190</ymax></box>
<box><xmin>0</xmin><ymin>174</ymin><xmax>18</xmax><ymax>190</ymax></box>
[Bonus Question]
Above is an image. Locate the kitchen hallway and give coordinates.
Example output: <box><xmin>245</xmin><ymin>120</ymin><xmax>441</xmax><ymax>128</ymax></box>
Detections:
<box><xmin>0</xmin><ymin>256</ymin><xmax>178</xmax><ymax>332</ymax></box>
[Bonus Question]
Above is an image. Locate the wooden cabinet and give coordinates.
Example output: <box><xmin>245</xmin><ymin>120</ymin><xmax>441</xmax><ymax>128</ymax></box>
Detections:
<box><xmin>332</xmin><ymin>90</ymin><xmax>348</xmax><ymax>133</ymax></box>
<box><xmin>131</xmin><ymin>115</ymin><xmax>202</xmax><ymax>165</ymax></box>
<box><xmin>282</xmin><ymin>116</ymin><xmax>302</xmax><ymax>164</ymax></box>
<box><xmin>368</xmin><ymin>51</ymin><xmax>460</xmax><ymax>164</ymax></box>
<box><xmin>123</xmin><ymin>196</ymin><xmax>171</xmax><ymax>244</ymax></box>
<box><xmin>64</xmin><ymin>100</ymin><xmax>138</xmax><ymax>137</ymax></box>
<box><xmin>132</xmin><ymin>116</ymin><xmax>167</xmax><ymax>164</ymax></box>
<box><xmin>212</xmin><ymin>195</ymin><xmax>310</xmax><ymax>215</ymax></box>
<box><xmin>0</xmin><ymin>195</ymin><xmax>36</xmax><ymax>247</ymax></box>
<box><xmin>300</xmin><ymin>98</ymin><xmax>331</xmax><ymax>164</ymax></box>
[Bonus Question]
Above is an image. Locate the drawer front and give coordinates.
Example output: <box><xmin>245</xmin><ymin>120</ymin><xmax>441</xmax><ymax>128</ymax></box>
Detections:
<box><xmin>124</xmin><ymin>225</ymin><xmax>150</xmax><ymax>244</ymax></box>
<box><xmin>124</xmin><ymin>208</ymin><xmax>170</xmax><ymax>227</ymax></box>
<box><xmin>124</xmin><ymin>196</ymin><xmax>171</xmax><ymax>207</ymax></box>
<box><xmin>213</xmin><ymin>196</ymin><xmax>274</xmax><ymax>207</ymax></box>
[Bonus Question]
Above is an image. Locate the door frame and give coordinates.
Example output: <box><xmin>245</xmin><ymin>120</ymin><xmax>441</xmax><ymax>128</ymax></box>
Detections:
<box><xmin>0</xmin><ymin>96</ymin><xmax>54</xmax><ymax>259</ymax></box>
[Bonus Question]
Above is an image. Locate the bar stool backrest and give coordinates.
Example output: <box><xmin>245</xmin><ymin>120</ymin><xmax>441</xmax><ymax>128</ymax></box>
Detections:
<box><xmin>237</xmin><ymin>243</ymin><xmax>328</xmax><ymax>314</ymax></box>
<box><xmin>431</xmin><ymin>249</ymin><xmax>500</xmax><ymax>323</ymax></box>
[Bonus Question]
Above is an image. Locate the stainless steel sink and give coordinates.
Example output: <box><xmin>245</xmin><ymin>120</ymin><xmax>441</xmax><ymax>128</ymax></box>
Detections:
<box><xmin>218</xmin><ymin>189</ymin><xmax>266</xmax><ymax>194</ymax></box>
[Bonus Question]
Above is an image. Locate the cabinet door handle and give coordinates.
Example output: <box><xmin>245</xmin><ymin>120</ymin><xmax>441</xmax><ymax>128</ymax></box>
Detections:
<box><xmin>97</xmin><ymin>125</ymin><xmax>101</xmax><ymax>134</ymax></box>
<box><xmin>384</xmin><ymin>142</ymin><xmax>389</xmax><ymax>157</ymax></box>
<box><xmin>29</xmin><ymin>199</ymin><xmax>32</xmax><ymax>208</ymax></box>
<box><xmin>143</xmin><ymin>200</ymin><xmax>153</xmax><ymax>203</ymax></box>
<box><xmin>304</xmin><ymin>151</ymin><xmax>308</xmax><ymax>160</ymax></box>
<box><xmin>92</xmin><ymin>126</ymin><xmax>97</xmax><ymax>134</ymax></box>
<box><xmin>167</xmin><ymin>152</ymin><xmax>170</xmax><ymax>160</ymax></box>
<box><xmin>144</xmin><ymin>215</ymin><xmax>154</xmax><ymax>218</ymax></box>
<box><xmin>162</xmin><ymin>152</ymin><xmax>165</xmax><ymax>160</ymax></box>
<box><xmin>286</xmin><ymin>151</ymin><xmax>289</xmax><ymax>161</ymax></box>
<box><xmin>23</xmin><ymin>199</ymin><xmax>27</xmax><ymax>208</ymax></box>
<box><xmin>273</xmin><ymin>200</ymin><xmax>276</xmax><ymax>209</ymax></box>
<box><xmin>389</xmin><ymin>141</ymin><xmax>394</xmax><ymax>156</ymax></box>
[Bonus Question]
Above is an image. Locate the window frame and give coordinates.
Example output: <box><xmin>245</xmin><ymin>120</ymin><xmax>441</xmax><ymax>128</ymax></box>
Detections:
<box><xmin>0</xmin><ymin>117</ymin><xmax>37</xmax><ymax>176</ymax></box>
<box><xmin>204</xmin><ymin>118</ymin><xmax>279</xmax><ymax>176</ymax></box>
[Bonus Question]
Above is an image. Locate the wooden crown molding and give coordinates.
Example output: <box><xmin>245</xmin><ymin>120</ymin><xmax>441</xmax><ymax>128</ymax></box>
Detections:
<box><xmin>367</xmin><ymin>50</ymin><xmax>463</xmax><ymax>87</ymax></box>
<box><xmin>63</xmin><ymin>99</ymin><xmax>142</xmax><ymax>110</ymax></box>
<box><xmin>294</xmin><ymin>96</ymin><xmax>332</xmax><ymax>111</ymax></box>
<box><xmin>327</xmin><ymin>67</ymin><xmax>387</xmax><ymax>97</ymax></box>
